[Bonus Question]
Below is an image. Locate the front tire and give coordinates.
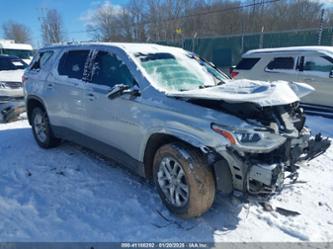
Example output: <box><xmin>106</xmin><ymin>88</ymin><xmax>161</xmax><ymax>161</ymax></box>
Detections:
<box><xmin>153</xmin><ymin>143</ymin><xmax>215</xmax><ymax>218</ymax></box>
<box><xmin>31</xmin><ymin>107</ymin><xmax>60</xmax><ymax>148</ymax></box>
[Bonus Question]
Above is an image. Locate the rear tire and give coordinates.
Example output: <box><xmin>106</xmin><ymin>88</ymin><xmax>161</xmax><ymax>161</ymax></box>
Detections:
<box><xmin>153</xmin><ymin>143</ymin><xmax>215</xmax><ymax>218</ymax></box>
<box><xmin>31</xmin><ymin>107</ymin><xmax>60</xmax><ymax>148</ymax></box>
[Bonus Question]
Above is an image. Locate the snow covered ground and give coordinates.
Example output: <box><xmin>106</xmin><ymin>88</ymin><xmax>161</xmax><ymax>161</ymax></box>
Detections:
<box><xmin>0</xmin><ymin>115</ymin><xmax>332</xmax><ymax>242</ymax></box>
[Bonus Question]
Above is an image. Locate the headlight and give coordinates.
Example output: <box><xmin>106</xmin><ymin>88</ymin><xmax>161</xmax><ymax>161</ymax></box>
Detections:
<box><xmin>211</xmin><ymin>123</ymin><xmax>286</xmax><ymax>153</ymax></box>
<box><xmin>234</xmin><ymin>130</ymin><xmax>262</xmax><ymax>143</ymax></box>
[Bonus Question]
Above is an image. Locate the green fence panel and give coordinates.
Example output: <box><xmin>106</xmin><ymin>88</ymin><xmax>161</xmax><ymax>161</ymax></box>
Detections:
<box><xmin>157</xmin><ymin>28</ymin><xmax>333</xmax><ymax>68</ymax></box>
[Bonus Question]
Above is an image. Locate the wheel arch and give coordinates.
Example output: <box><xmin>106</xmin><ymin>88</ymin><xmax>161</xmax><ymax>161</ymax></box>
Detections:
<box><xmin>26</xmin><ymin>96</ymin><xmax>47</xmax><ymax>125</ymax></box>
<box><xmin>142</xmin><ymin>131</ymin><xmax>234</xmax><ymax>195</ymax></box>
<box><xmin>142</xmin><ymin>132</ymin><xmax>209</xmax><ymax>180</ymax></box>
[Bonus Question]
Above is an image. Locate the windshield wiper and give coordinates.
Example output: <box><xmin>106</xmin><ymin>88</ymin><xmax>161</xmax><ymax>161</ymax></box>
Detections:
<box><xmin>199</xmin><ymin>81</ymin><xmax>225</xmax><ymax>89</ymax></box>
<box><xmin>216</xmin><ymin>80</ymin><xmax>226</xmax><ymax>86</ymax></box>
<box><xmin>199</xmin><ymin>85</ymin><xmax>210</xmax><ymax>89</ymax></box>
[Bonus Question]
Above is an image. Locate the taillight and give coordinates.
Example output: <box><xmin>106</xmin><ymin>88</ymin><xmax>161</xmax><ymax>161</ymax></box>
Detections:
<box><xmin>231</xmin><ymin>71</ymin><xmax>239</xmax><ymax>78</ymax></box>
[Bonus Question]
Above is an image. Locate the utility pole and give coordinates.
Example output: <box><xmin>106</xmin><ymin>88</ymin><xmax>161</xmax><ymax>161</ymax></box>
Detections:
<box><xmin>318</xmin><ymin>8</ymin><xmax>325</xmax><ymax>45</ymax></box>
<box><xmin>192</xmin><ymin>32</ymin><xmax>197</xmax><ymax>52</ymax></box>
<box><xmin>241</xmin><ymin>20</ymin><xmax>244</xmax><ymax>54</ymax></box>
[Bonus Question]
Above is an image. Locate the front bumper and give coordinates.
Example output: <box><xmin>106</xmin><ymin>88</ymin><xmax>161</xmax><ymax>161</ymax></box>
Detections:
<box><xmin>247</xmin><ymin>163</ymin><xmax>284</xmax><ymax>194</ymax></box>
<box><xmin>214</xmin><ymin>130</ymin><xmax>330</xmax><ymax>195</ymax></box>
<box><xmin>0</xmin><ymin>88</ymin><xmax>24</xmax><ymax>101</ymax></box>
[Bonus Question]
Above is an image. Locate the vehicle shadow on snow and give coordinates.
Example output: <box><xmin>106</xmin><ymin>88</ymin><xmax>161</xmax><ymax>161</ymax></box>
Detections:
<box><xmin>0</xmin><ymin>126</ymin><xmax>243</xmax><ymax>243</ymax></box>
<box><xmin>61</xmin><ymin>141</ymin><xmax>245</xmax><ymax>243</ymax></box>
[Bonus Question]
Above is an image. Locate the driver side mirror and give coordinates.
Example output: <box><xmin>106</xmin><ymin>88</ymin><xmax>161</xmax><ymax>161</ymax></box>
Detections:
<box><xmin>330</xmin><ymin>69</ymin><xmax>333</xmax><ymax>78</ymax></box>
<box><xmin>107</xmin><ymin>84</ymin><xmax>141</xmax><ymax>99</ymax></box>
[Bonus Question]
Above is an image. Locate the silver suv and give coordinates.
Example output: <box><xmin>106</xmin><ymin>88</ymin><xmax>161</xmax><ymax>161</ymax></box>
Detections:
<box><xmin>24</xmin><ymin>43</ymin><xmax>330</xmax><ymax>218</ymax></box>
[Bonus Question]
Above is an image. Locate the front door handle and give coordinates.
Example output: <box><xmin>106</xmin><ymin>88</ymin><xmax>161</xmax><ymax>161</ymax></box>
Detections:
<box><xmin>47</xmin><ymin>83</ymin><xmax>54</xmax><ymax>89</ymax></box>
<box><xmin>87</xmin><ymin>93</ymin><xmax>96</xmax><ymax>101</ymax></box>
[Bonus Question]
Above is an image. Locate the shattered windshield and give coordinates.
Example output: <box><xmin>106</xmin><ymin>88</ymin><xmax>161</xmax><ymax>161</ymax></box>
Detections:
<box><xmin>135</xmin><ymin>51</ymin><xmax>228</xmax><ymax>91</ymax></box>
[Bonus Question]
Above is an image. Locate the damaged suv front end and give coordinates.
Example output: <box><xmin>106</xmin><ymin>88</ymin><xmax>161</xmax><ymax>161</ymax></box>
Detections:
<box><xmin>175</xmin><ymin>84</ymin><xmax>331</xmax><ymax>195</ymax></box>
<box><xmin>131</xmin><ymin>47</ymin><xmax>331</xmax><ymax>196</ymax></box>
<box><xmin>169</xmin><ymin>81</ymin><xmax>330</xmax><ymax>195</ymax></box>
<box><xmin>210</xmin><ymin>103</ymin><xmax>326</xmax><ymax>195</ymax></box>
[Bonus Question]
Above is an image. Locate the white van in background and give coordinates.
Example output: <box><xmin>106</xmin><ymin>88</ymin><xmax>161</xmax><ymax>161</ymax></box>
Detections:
<box><xmin>0</xmin><ymin>40</ymin><xmax>34</xmax><ymax>64</ymax></box>
<box><xmin>231</xmin><ymin>46</ymin><xmax>333</xmax><ymax>114</ymax></box>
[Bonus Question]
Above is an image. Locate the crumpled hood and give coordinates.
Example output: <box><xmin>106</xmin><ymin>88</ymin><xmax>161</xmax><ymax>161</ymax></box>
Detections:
<box><xmin>166</xmin><ymin>79</ymin><xmax>315</xmax><ymax>107</ymax></box>
<box><xmin>0</xmin><ymin>69</ymin><xmax>24</xmax><ymax>82</ymax></box>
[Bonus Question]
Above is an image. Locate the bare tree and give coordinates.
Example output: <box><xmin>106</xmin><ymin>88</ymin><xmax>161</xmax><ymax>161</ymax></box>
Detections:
<box><xmin>83</xmin><ymin>0</ymin><xmax>327</xmax><ymax>43</ymax></box>
<box><xmin>40</xmin><ymin>9</ymin><xmax>65</xmax><ymax>45</ymax></box>
<box><xmin>2</xmin><ymin>21</ymin><xmax>31</xmax><ymax>43</ymax></box>
<box><xmin>86</xmin><ymin>2</ymin><xmax>128</xmax><ymax>42</ymax></box>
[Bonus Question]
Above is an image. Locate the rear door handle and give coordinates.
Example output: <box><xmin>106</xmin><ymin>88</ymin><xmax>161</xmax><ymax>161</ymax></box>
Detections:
<box><xmin>47</xmin><ymin>83</ymin><xmax>54</xmax><ymax>89</ymax></box>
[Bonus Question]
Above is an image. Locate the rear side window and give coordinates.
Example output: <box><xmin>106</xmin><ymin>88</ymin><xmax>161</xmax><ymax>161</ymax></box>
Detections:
<box><xmin>58</xmin><ymin>50</ymin><xmax>90</xmax><ymax>80</ymax></box>
<box><xmin>30</xmin><ymin>51</ymin><xmax>54</xmax><ymax>71</ymax></box>
<box><xmin>236</xmin><ymin>58</ymin><xmax>260</xmax><ymax>70</ymax></box>
<box><xmin>266</xmin><ymin>57</ymin><xmax>294</xmax><ymax>70</ymax></box>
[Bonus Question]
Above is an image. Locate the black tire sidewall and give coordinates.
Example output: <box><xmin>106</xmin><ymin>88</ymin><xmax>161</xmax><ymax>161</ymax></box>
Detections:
<box><xmin>31</xmin><ymin>107</ymin><xmax>52</xmax><ymax>148</ymax></box>
<box><xmin>153</xmin><ymin>143</ymin><xmax>215</xmax><ymax>218</ymax></box>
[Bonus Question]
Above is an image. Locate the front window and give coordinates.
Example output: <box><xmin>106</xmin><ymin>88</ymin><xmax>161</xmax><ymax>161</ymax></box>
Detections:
<box><xmin>90</xmin><ymin>51</ymin><xmax>134</xmax><ymax>88</ymax></box>
<box><xmin>0</xmin><ymin>56</ymin><xmax>28</xmax><ymax>71</ymax></box>
<box><xmin>134</xmin><ymin>51</ymin><xmax>228</xmax><ymax>91</ymax></box>
<box><xmin>2</xmin><ymin>49</ymin><xmax>33</xmax><ymax>60</ymax></box>
<box><xmin>303</xmin><ymin>56</ymin><xmax>333</xmax><ymax>73</ymax></box>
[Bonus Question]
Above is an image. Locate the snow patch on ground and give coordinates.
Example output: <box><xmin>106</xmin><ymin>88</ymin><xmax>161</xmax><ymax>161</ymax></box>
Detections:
<box><xmin>0</xmin><ymin>116</ymin><xmax>332</xmax><ymax>242</ymax></box>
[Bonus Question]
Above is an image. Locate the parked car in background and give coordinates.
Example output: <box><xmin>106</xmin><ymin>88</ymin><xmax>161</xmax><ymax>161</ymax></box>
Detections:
<box><xmin>0</xmin><ymin>54</ymin><xmax>27</xmax><ymax>122</ymax></box>
<box><xmin>231</xmin><ymin>46</ymin><xmax>333</xmax><ymax>114</ymax></box>
<box><xmin>0</xmin><ymin>55</ymin><xmax>27</xmax><ymax>101</ymax></box>
<box><xmin>0</xmin><ymin>40</ymin><xmax>34</xmax><ymax>64</ymax></box>
<box><xmin>24</xmin><ymin>43</ymin><xmax>330</xmax><ymax>218</ymax></box>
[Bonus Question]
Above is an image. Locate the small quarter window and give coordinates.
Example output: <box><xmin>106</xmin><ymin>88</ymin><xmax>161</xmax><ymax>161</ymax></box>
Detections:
<box><xmin>236</xmin><ymin>58</ymin><xmax>260</xmax><ymax>70</ymax></box>
<box><xmin>58</xmin><ymin>50</ymin><xmax>90</xmax><ymax>80</ymax></box>
<box><xmin>31</xmin><ymin>51</ymin><xmax>54</xmax><ymax>71</ymax></box>
<box><xmin>266</xmin><ymin>57</ymin><xmax>295</xmax><ymax>71</ymax></box>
